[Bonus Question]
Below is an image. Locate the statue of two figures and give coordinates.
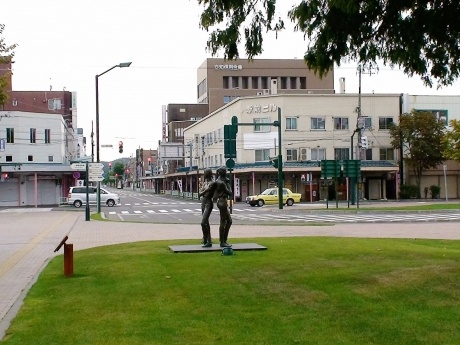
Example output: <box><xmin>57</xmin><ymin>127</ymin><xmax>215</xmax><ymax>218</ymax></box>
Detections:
<box><xmin>198</xmin><ymin>166</ymin><xmax>233</xmax><ymax>248</ymax></box>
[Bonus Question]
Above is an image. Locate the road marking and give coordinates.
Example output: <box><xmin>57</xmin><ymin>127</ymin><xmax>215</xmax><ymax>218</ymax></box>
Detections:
<box><xmin>146</xmin><ymin>210</ymin><xmax>156</xmax><ymax>213</ymax></box>
<box><xmin>159</xmin><ymin>210</ymin><xmax>168</xmax><ymax>213</ymax></box>
<box><xmin>133</xmin><ymin>210</ymin><xmax>142</xmax><ymax>214</ymax></box>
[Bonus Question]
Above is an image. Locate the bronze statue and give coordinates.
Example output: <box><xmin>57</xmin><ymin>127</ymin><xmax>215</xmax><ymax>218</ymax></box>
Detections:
<box><xmin>214</xmin><ymin>166</ymin><xmax>233</xmax><ymax>247</ymax></box>
<box><xmin>198</xmin><ymin>168</ymin><xmax>214</xmax><ymax>247</ymax></box>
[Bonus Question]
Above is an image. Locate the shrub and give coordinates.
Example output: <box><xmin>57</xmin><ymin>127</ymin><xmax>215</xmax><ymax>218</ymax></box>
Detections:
<box><xmin>429</xmin><ymin>185</ymin><xmax>441</xmax><ymax>199</ymax></box>
<box><xmin>399</xmin><ymin>184</ymin><xmax>419</xmax><ymax>199</ymax></box>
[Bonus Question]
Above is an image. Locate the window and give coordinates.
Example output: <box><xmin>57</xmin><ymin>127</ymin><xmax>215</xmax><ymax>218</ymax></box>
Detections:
<box><xmin>255</xmin><ymin>149</ymin><xmax>270</xmax><ymax>161</ymax></box>
<box><xmin>286</xmin><ymin>117</ymin><xmax>297</xmax><ymax>130</ymax></box>
<box><xmin>334</xmin><ymin>148</ymin><xmax>350</xmax><ymax>160</ymax></box>
<box><xmin>6</xmin><ymin>155</ymin><xmax>12</xmax><ymax>162</ymax></box>
<box><xmin>364</xmin><ymin>149</ymin><xmax>373</xmax><ymax>160</ymax></box>
<box><xmin>286</xmin><ymin>149</ymin><xmax>298</xmax><ymax>161</ymax></box>
<box><xmin>253</xmin><ymin>117</ymin><xmax>271</xmax><ymax>132</ymax></box>
<box><xmin>28</xmin><ymin>155</ymin><xmax>33</xmax><ymax>162</ymax></box>
<box><xmin>311</xmin><ymin>117</ymin><xmax>326</xmax><ymax>130</ymax></box>
<box><xmin>334</xmin><ymin>117</ymin><xmax>349</xmax><ymax>130</ymax></box>
<box><xmin>30</xmin><ymin>128</ymin><xmax>36</xmax><ymax>143</ymax></box>
<box><xmin>380</xmin><ymin>148</ymin><xmax>395</xmax><ymax>160</ymax></box>
<box><xmin>45</xmin><ymin>129</ymin><xmax>51</xmax><ymax>144</ymax></box>
<box><xmin>379</xmin><ymin>117</ymin><xmax>394</xmax><ymax>130</ymax></box>
<box><xmin>218</xmin><ymin>128</ymin><xmax>223</xmax><ymax>141</ymax></box>
<box><xmin>223</xmin><ymin>95</ymin><xmax>238</xmax><ymax>103</ymax></box>
<box><xmin>48</xmin><ymin>156</ymin><xmax>54</xmax><ymax>162</ymax></box>
<box><xmin>6</xmin><ymin>128</ymin><xmax>14</xmax><ymax>143</ymax></box>
<box><xmin>311</xmin><ymin>148</ymin><xmax>326</xmax><ymax>161</ymax></box>
<box><xmin>359</xmin><ymin>117</ymin><xmax>373</xmax><ymax>129</ymax></box>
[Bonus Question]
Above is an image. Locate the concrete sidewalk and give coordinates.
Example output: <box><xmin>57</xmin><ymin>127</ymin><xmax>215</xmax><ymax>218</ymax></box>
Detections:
<box><xmin>1</xmin><ymin>209</ymin><xmax>459</xmax><ymax>339</ymax></box>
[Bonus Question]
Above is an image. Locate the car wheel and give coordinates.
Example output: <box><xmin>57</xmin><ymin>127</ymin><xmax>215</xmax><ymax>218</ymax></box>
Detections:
<box><xmin>257</xmin><ymin>199</ymin><xmax>265</xmax><ymax>207</ymax></box>
<box><xmin>286</xmin><ymin>198</ymin><xmax>294</xmax><ymax>206</ymax></box>
<box><xmin>74</xmin><ymin>200</ymin><xmax>82</xmax><ymax>208</ymax></box>
<box><xmin>107</xmin><ymin>199</ymin><xmax>115</xmax><ymax>207</ymax></box>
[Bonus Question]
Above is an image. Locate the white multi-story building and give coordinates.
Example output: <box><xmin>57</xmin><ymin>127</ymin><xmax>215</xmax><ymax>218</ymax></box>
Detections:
<box><xmin>179</xmin><ymin>93</ymin><xmax>401</xmax><ymax>201</ymax></box>
<box><xmin>0</xmin><ymin>111</ymin><xmax>80</xmax><ymax>206</ymax></box>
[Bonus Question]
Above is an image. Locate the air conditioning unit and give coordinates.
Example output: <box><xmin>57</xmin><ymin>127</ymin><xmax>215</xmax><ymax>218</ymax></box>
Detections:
<box><xmin>300</xmin><ymin>148</ymin><xmax>310</xmax><ymax>161</ymax></box>
<box><xmin>263</xmin><ymin>89</ymin><xmax>270</xmax><ymax>95</ymax></box>
<box><xmin>256</xmin><ymin>92</ymin><xmax>263</xmax><ymax>96</ymax></box>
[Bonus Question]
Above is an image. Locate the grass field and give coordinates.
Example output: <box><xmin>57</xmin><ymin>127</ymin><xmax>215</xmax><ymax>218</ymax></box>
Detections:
<box><xmin>3</xmin><ymin>237</ymin><xmax>460</xmax><ymax>345</ymax></box>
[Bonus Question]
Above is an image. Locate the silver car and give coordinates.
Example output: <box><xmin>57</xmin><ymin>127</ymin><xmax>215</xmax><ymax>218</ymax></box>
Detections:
<box><xmin>67</xmin><ymin>186</ymin><xmax>120</xmax><ymax>208</ymax></box>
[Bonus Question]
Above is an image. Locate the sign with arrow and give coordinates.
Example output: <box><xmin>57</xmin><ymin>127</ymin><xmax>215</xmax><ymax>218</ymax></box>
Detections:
<box><xmin>70</xmin><ymin>163</ymin><xmax>86</xmax><ymax>170</ymax></box>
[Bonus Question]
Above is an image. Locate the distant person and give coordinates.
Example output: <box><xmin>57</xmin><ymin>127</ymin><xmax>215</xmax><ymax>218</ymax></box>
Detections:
<box><xmin>214</xmin><ymin>166</ymin><xmax>233</xmax><ymax>247</ymax></box>
<box><xmin>198</xmin><ymin>168</ymin><xmax>216</xmax><ymax>247</ymax></box>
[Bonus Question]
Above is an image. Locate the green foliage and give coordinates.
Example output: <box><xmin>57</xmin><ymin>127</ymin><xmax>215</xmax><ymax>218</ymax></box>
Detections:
<box><xmin>389</xmin><ymin>110</ymin><xmax>446</xmax><ymax>197</ymax></box>
<box><xmin>399</xmin><ymin>184</ymin><xmax>419</xmax><ymax>199</ymax></box>
<box><xmin>198</xmin><ymin>1</ymin><xmax>460</xmax><ymax>87</ymax></box>
<box><xmin>113</xmin><ymin>162</ymin><xmax>125</xmax><ymax>177</ymax></box>
<box><xmin>429</xmin><ymin>185</ymin><xmax>441</xmax><ymax>199</ymax></box>
<box><xmin>444</xmin><ymin>119</ymin><xmax>460</xmax><ymax>161</ymax></box>
<box><xmin>5</xmin><ymin>238</ymin><xmax>460</xmax><ymax>344</ymax></box>
<box><xmin>0</xmin><ymin>24</ymin><xmax>18</xmax><ymax>105</ymax></box>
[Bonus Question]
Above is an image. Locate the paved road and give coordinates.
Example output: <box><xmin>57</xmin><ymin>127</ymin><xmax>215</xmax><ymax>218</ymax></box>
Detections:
<box><xmin>1</xmin><ymin>208</ymin><xmax>460</xmax><ymax>339</ymax></box>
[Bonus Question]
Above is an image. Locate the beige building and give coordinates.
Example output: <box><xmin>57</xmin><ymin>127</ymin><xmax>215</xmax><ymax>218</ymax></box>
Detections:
<box><xmin>174</xmin><ymin>93</ymin><xmax>400</xmax><ymax>202</ymax></box>
<box><xmin>197</xmin><ymin>58</ymin><xmax>335</xmax><ymax>113</ymax></box>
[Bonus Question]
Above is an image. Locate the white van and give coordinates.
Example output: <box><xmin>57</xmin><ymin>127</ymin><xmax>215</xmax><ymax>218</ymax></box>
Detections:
<box><xmin>67</xmin><ymin>186</ymin><xmax>121</xmax><ymax>208</ymax></box>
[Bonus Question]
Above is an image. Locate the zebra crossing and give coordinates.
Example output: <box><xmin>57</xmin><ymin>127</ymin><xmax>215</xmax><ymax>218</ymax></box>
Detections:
<box><xmin>106</xmin><ymin>207</ymin><xmax>460</xmax><ymax>223</ymax></box>
<box><xmin>232</xmin><ymin>211</ymin><xmax>460</xmax><ymax>223</ymax></box>
<box><xmin>108</xmin><ymin>207</ymin><xmax>259</xmax><ymax>216</ymax></box>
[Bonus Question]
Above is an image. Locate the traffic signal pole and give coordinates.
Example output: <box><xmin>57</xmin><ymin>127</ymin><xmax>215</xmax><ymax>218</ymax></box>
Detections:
<box><xmin>228</xmin><ymin>108</ymin><xmax>284</xmax><ymax>210</ymax></box>
<box><xmin>276</xmin><ymin>108</ymin><xmax>283</xmax><ymax>210</ymax></box>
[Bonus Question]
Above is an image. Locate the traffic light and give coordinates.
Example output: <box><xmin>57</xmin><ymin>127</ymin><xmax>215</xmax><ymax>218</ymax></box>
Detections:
<box><xmin>108</xmin><ymin>162</ymin><xmax>112</xmax><ymax>169</ymax></box>
<box><xmin>360</xmin><ymin>136</ymin><xmax>368</xmax><ymax>149</ymax></box>
<box><xmin>118</xmin><ymin>141</ymin><xmax>123</xmax><ymax>153</ymax></box>
<box><xmin>271</xmin><ymin>158</ymin><xmax>279</xmax><ymax>169</ymax></box>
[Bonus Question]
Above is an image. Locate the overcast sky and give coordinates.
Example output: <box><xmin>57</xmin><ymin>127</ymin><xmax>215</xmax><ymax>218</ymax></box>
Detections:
<box><xmin>3</xmin><ymin>0</ymin><xmax>460</xmax><ymax>162</ymax></box>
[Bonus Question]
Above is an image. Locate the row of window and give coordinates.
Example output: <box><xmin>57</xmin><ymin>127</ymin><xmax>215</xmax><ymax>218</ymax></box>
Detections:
<box><xmin>284</xmin><ymin>116</ymin><xmax>394</xmax><ymax>131</ymax></box>
<box><xmin>5</xmin><ymin>128</ymin><xmax>51</xmax><ymax>144</ymax></box>
<box><xmin>254</xmin><ymin>147</ymin><xmax>395</xmax><ymax>162</ymax></box>
<box><xmin>3</xmin><ymin>155</ymin><xmax>55</xmax><ymax>162</ymax></box>
<box><xmin>223</xmin><ymin>76</ymin><xmax>307</xmax><ymax>90</ymax></box>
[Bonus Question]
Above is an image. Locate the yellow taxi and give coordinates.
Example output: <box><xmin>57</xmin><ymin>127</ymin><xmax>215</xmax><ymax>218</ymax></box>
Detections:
<box><xmin>245</xmin><ymin>188</ymin><xmax>302</xmax><ymax>207</ymax></box>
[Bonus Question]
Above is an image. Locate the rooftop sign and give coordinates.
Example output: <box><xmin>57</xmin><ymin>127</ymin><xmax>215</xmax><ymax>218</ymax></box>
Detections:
<box><xmin>214</xmin><ymin>64</ymin><xmax>243</xmax><ymax>71</ymax></box>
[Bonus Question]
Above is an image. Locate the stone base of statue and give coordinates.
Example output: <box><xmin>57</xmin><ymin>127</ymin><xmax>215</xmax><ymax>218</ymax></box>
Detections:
<box><xmin>168</xmin><ymin>243</ymin><xmax>267</xmax><ymax>253</ymax></box>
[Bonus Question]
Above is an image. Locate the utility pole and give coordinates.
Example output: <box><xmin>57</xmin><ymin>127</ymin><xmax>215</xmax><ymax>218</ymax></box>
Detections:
<box><xmin>91</xmin><ymin>121</ymin><xmax>94</xmax><ymax>163</ymax></box>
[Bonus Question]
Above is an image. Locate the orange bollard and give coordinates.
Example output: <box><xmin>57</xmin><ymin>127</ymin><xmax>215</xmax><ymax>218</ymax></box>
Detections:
<box><xmin>64</xmin><ymin>243</ymin><xmax>74</xmax><ymax>277</ymax></box>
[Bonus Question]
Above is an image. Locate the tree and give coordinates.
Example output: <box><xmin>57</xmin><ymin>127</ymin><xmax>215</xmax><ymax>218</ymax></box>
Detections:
<box><xmin>389</xmin><ymin>110</ymin><xmax>446</xmax><ymax>198</ymax></box>
<box><xmin>113</xmin><ymin>162</ymin><xmax>125</xmax><ymax>178</ymax></box>
<box><xmin>444</xmin><ymin>119</ymin><xmax>460</xmax><ymax>161</ymax></box>
<box><xmin>198</xmin><ymin>0</ymin><xmax>460</xmax><ymax>87</ymax></box>
<box><xmin>0</xmin><ymin>24</ymin><xmax>18</xmax><ymax>105</ymax></box>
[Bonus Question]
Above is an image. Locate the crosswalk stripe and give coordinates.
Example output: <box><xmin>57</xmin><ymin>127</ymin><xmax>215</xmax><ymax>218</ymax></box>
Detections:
<box><xmin>134</xmin><ymin>210</ymin><xmax>142</xmax><ymax>214</ymax></box>
<box><xmin>146</xmin><ymin>210</ymin><xmax>155</xmax><ymax>213</ymax></box>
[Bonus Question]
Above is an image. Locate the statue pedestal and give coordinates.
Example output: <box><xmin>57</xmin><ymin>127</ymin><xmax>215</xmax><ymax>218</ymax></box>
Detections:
<box><xmin>168</xmin><ymin>243</ymin><xmax>267</xmax><ymax>253</ymax></box>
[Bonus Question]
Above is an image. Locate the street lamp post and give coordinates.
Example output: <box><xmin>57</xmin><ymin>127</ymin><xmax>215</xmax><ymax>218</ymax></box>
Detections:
<box><xmin>95</xmin><ymin>62</ymin><xmax>131</xmax><ymax>213</ymax></box>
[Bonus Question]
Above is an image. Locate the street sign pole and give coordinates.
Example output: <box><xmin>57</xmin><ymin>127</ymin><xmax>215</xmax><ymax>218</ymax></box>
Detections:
<box><xmin>85</xmin><ymin>162</ymin><xmax>90</xmax><ymax>221</ymax></box>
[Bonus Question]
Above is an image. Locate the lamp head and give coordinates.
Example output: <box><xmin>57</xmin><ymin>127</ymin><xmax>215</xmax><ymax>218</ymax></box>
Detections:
<box><xmin>118</xmin><ymin>62</ymin><xmax>132</xmax><ymax>68</ymax></box>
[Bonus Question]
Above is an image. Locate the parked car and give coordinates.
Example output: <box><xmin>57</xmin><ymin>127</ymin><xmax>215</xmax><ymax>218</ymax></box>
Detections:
<box><xmin>67</xmin><ymin>186</ymin><xmax>121</xmax><ymax>208</ymax></box>
<box><xmin>245</xmin><ymin>188</ymin><xmax>302</xmax><ymax>207</ymax></box>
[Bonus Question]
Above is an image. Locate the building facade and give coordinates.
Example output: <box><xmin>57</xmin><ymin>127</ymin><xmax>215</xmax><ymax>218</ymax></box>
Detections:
<box><xmin>167</xmin><ymin>93</ymin><xmax>401</xmax><ymax>202</ymax></box>
<box><xmin>197</xmin><ymin>58</ymin><xmax>335</xmax><ymax>113</ymax></box>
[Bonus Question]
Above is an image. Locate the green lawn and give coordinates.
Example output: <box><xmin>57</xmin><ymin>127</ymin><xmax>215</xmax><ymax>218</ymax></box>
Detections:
<box><xmin>3</xmin><ymin>237</ymin><xmax>460</xmax><ymax>345</ymax></box>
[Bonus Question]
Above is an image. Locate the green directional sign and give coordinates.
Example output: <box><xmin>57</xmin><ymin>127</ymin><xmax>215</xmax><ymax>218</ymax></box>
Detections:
<box><xmin>224</xmin><ymin>124</ymin><xmax>237</xmax><ymax>158</ymax></box>
<box><xmin>343</xmin><ymin>159</ymin><xmax>361</xmax><ymax>178</ymax></box>
<box><xmin>320</xmin><ymin>160</ymin><xmax>340</xmax><ymax>178</ymax></box>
